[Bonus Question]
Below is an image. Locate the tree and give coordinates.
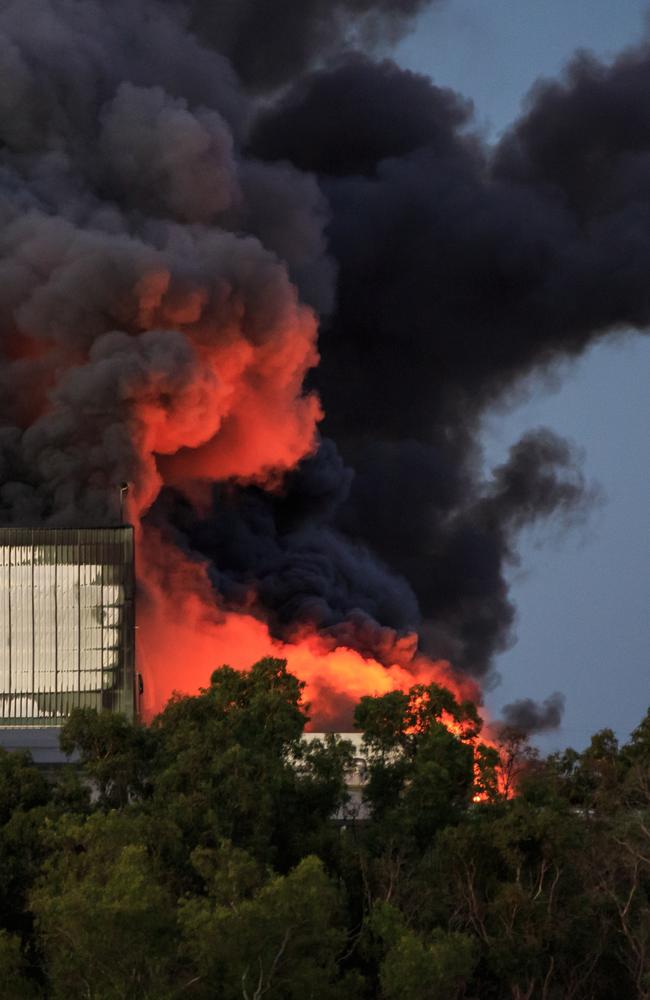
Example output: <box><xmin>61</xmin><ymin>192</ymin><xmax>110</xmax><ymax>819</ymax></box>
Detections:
<box><xmin>344</xmin><ymin>683</ymin><xmax>484</xmax><ymax>945</ymax></box>
<box><xmin>0</xmin><ymin>750</ymin><xmax>51</xmax><ymax>939</ymax></box>
<box><xmin>0</xmin><ymin>750</ymin><xmax>49</xmax><ymax>826</ymax></box>
<box><xmin>149</xmin><ymin>659</ymin><xmax>352</xmax><ymax>873</ymax></box>
<box><xmin>363</xmin><ymin>902</ymin><xmax>477</xmax><ymax>1000</ymax></box>
<box><xmin>0</xmin><ymin>930</ymin><xmax>40</xmax><ymax>1000</ymax></box>
<box><xmin>179</xmin><ymin>854</ymin><xmax>358</xmax><ymax>999</ymax></box>
<box><xmin>354</xmin><ymin>684</ymin><xmax>479</xmax><ymax>851</ymax></box>
<box><xmin>624</xmin><ymin>710</ymin><xmax>650</xmax><ymax>764</ymax></box>
<box><xmin>380</xmin><ymin>927</ymin><xmax>477</xmax><ymax>1000</ymax></box>
<box><xmin>4</xmin><ymin>660</ymin><xmax>648</xmax><ymax>999</ymax></box>
<box><xmin>60</xmin><ymin>709</ymin><xmax>155</xmax><ymax>809</ymax></box>
<box><xmin>578</xmin><ymin>729</ymin><xmax>623</xmax><ymax>810</ymax></box>
<box><xmin>589</xmin><ymin>812</ymin><xmax>650</xmax><ymax>1000</ymax></box>
<box><xmin>434</xmin><ymin>796</ymin><xmax>618</xmax><ymax>999</ymax></box>
<box><xmin>30</xmin><ymin>812</ymin><xmax>179</xmax><ymax>1000</ymax></box>
<box><xmin>493</xmin><ymin>726</ymin><xmax>540</xmax><ymax>801</ymax></box>
<box><xmin>355</xmin><ymin>683</ymin><xmax>481</xmax><ymax>756</ymax></box>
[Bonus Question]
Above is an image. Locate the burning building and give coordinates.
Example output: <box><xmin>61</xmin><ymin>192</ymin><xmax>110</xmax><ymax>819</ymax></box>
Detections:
<box><xmin>1</xmin><ymin>0</ymin><xmax>648</xmax><ymax>739</ymax></box>
<box><xmin>0</xmin><ymin>527</ymin><xmax>136</xmax><ymax>728</ymax></box>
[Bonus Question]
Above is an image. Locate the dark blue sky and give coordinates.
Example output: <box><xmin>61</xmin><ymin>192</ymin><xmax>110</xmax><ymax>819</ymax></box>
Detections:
<box><xmin>397</xmin><ymin>0</ymin><xmax>650</xmax><ymax>749</ymax></box>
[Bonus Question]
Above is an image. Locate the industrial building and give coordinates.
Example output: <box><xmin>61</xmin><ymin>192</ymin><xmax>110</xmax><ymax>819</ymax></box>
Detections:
<box><xmin>0</xmin><ymin>526</ymin><xmax>136</xmax><ymax>761</ymax></box>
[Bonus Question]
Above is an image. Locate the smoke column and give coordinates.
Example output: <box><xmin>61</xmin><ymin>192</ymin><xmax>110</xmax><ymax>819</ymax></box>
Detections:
<box><xmin>0</xmin><ymin>1</ymin><xmax>648</xmax><ymax>726</ymax></box>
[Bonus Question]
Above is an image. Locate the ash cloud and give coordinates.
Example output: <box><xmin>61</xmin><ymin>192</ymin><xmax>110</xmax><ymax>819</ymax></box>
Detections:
<box><xmin>0</xmin><ymin>1</ymin><xmax>648</xmax><ymax>698</ymax></box>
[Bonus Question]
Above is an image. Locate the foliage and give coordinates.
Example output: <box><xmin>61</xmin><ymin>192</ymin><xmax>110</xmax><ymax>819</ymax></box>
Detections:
<box><xmin>0</xmin><ymin>930</ymin><xmax>40</xmax><ymax>999</ymax></box>
<box><xmin>59</xmin><ymin>708</ymin><xmax>156</xmax><ymax>809</ymax></box>
<box><xmin>30</xmin><ymin>813</ymin><xmax>179</xmax><ymax>999</ymax></box>
<box><xmin>179</xmin><ymin>854</ymin><xmax>354</xmax><ymax>1000</ymax></box>
<box><xmin>380</xmin><ymin>927</ymin><xmax>477</xmax><ymax>1000</ymax></box>
<box><xmin>0</xmin><ymin>659</ymin><xmax>647</xmax><ymax>998</ymax></box>
<box><xmin>0</xmin><ymin>750</ymin><xmax>50</xmax><ymax>825</ymax></box>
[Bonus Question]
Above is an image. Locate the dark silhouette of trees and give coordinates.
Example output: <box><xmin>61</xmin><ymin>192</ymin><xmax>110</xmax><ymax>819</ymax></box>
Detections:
<box><xmin>0</xmin><ymin>658</ymin><xmax>647</xmax><ymax>998</ymax></box>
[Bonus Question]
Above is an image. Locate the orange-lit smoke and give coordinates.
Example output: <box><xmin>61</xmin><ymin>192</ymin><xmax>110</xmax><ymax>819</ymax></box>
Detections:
<box><xmin>136</xmin><ymin>528</ymin><xmax>479</xmax><ymax>730</ymax></box>
<box><xmin>125</xmin><ymin>265</ymin><xmax>323</xmax><ymax>519</ymax></box>
<box><xmin>116</xmin><ymin>258</ymin><xmax>484</xmax><ymax>743</ymax></box>
<box><xmin>135</xmin><ymin>532</ymin><xmax>509</xmax><ymax>799</ymax></box>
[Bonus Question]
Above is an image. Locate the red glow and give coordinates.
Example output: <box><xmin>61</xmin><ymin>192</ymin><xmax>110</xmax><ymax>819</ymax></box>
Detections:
<box><xmin>3</xmin><ymin>333</ymin><xmax>62</xmax><ymax>427</ymax></box>
<box><xmin>136</xmin><ymin>533</ymin><xmax>509</xmax><ymax>798</ymax></box>
<box><xmin>136</xmin><ymin>529</ymin><xmax>475</xmax><ymax>729</ymax></box>
<box><xmin>5</xmin><ymin>332</ymin><xmax>51</xmax><ymax>362</ymax></box>
<box><xmin>109</xmin><ymin>261</ymin><xmax>509</xmax><ymax>797</ymax></box>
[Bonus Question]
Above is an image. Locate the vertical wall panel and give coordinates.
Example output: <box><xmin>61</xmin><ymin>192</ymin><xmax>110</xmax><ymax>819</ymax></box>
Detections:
<box><xmin>0</xmin><ymin>527</ymin><xmax>135</xmax><ymax>726</ymax></box>
<box><xmin>0</xmin><ymin>546</ymin><xmax>9</xmax><ymax>718</ymax></box>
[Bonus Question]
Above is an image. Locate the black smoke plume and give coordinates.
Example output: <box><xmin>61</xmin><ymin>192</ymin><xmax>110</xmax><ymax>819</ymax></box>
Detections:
<box><xmin>501</xmin><ymin>693</ymin><xmax>566</xmax><ymax>735</ymax></box>
<box><xmin>168</xmin><ymin>0</ymin><xmax>438</xmax><ymax>90</ymax></box>
<box><xmin>0</xmin><ymin>1</ymin><xmax>648</xmax><ymax>706</ymax></box>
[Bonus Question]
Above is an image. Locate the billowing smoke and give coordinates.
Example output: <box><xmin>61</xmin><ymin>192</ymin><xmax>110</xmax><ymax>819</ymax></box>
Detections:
<box><xmin>166</xmin><ymin>0</ymin><xmax>438</xmax><ymax>91</ymax></box>
<box><xmin>501</xmin><ymin>692</ymin><xmax>566</xmax><ymax>735</ymax></box>
<box><xmin>0</xmin><ymin>0</ymin><xmax>647</xmax><ymax>725</ymax></box>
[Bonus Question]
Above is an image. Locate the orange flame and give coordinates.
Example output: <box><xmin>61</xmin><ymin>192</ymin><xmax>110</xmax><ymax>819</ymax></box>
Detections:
<box><xmin>135</xmin><ymin>528</ymin><xmax>477</xmax><ymax>728</ymax></box>
<box><xmin>108</xmin><ymin>266</ymin><xmax>510</xmax><ymax>798</ymax></box>
<box><xmin>134</xmin><ymin>530</ymin><xmax>510</xmax><ymax>798</ymax></box>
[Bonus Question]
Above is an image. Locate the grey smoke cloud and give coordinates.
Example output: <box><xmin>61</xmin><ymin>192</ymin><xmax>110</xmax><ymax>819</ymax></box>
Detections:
<box><xmin>0</xmin><ymin>0</ymin><xmax>332</xmax><ymax>525</ymax></box>
<box><xmin>99</xmin><ymin>82</ymin><xmax>240</xmax><ymax>223</ymax></box>
<box><xmin>167</xmin><ymin>0</ymin><xmax>440</xmax><ymax>90</ymax></box>
<box><xmin>501</xmin><ymin>692</ymin><xmax>566</xmax><ymax>734</ymax></box>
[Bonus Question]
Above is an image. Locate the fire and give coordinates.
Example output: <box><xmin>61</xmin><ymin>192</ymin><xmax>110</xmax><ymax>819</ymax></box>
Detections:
<box><xmin>2</xmin><ymin>217</ymin><xmax>498</xmax><ymax>773</ymax></box>
<box><xmin>134</xmin><ymin>530</ymin><xmax>510</xmax><ymax>798</ymax></box>
<box><xmin>108</xmin><ymin>263</ymin><xmax>509</xmax><ymax>796</ymax></box>
<box><xmin>135</xmin><ymin>528</ymin><xmax>476</xmax><ymax>729</ymax></box>
<box><xmin>117</xmin><ymin>274</ymin><xmax>474</xmax><ymax>735</ymax></box>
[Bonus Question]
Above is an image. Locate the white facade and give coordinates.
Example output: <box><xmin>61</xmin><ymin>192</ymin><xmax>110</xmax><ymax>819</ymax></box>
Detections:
<box><xmin>0</xmin><ymin>527</ymin><xmax>135</xmax><ymax>725</ymax></box>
